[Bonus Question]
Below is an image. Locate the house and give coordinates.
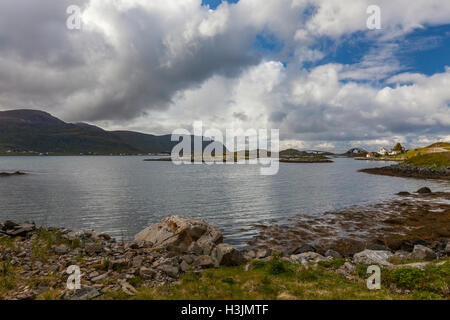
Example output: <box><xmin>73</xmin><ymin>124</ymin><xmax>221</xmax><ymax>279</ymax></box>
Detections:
<box><xmin>389</xmin><ymin>150</ymin><xmax>401</xmax><ymax>156</ymax></box>
<box><xmin>378</xmin><ymin>147</ymin><xmax>388</xmax><ymax>155</ymax></box>
<box><xmin>366</xmin><ymin>152</ymin><xmax>374</xmax><ymax>158</ymax></box>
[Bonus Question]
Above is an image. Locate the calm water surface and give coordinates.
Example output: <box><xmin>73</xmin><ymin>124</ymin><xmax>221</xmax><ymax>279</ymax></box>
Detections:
<box><xmin>0</xmin><ymin>157</ymin><xmax>449</xmax><ymax>246</ymax></box>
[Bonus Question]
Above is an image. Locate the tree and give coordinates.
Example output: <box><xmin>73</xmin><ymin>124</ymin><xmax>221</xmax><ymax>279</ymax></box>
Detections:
<box><xmin>393</xmin><ymin>143</ymin><xmax>404</xmax><ymax>152</ymax></box>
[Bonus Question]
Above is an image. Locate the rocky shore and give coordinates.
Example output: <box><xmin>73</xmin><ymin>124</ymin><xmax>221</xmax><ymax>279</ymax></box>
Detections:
<box><xmin>0</xmin><ymin>171</ymin><xmax>26</xmax><ymax>177</ymax></box>
<box><xmin>248</xmin><ymin>189</ymin><xmax>449</xmax><ymax>258</ymax></box>
<box><xmin>359</xmin><ymin>164</ymin><xmax>450</xmax><ymax>180</ymax></box>
<box><xmin>1</xmin><ymin>192</ymin><xmax>449</xmax><ymax>300</ymax></box>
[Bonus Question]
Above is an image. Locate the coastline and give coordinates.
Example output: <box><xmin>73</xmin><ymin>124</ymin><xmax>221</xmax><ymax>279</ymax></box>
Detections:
<box><xmin>359</xmin><ymin>165</ymin><xmax>450</xmax><ymax>180</ymax></box>
<box><xmin>1</xmin><ymin>189</ymin><xmax>449</xmax><ymax>300</ymax></box>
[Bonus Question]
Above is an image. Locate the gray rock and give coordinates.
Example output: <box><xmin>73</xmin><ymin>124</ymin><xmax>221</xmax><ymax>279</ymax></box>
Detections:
<box><xmin>211</xmin><ymin>243</ymin><xmax>245</xmax><ymax>266</ymax></box>
<box><xmin>194</xmin><ymin>255</ymin><xmax>217</xmax><ymax>269</ymax></box>
<box><xmin>291</xmin><ymin>252</ymin><xmax>327</xmax><ymax>264</ymax></box>
<box><xmin>180</xmin><ymin>260</ymin><xmax>190</xmax><ymax>272</ymax></box>
<box><xmin>325</xmin><ymin>249</ymin><xmax>342</xmax><ymax>259</ymax></box>
<box><xmin>255</xmin><ymin>248</ymin><xmax>272</xmax><ymax>259</ymax></box>
<box><xmin>54</xmin><ymin>244</ymin><xmax>69</xmax><ymax>255</ymax></box>
<box><xmin>85</xmin><ymin>243</ymin><xmax>103</xmax><ymax>256</ymax></box>
<box><xmin>91</xmin><ymin>272</ymin><xmax>110</xmax><ymax>282</ymax></box>
<box><xmin>408</xmin><ymin>245</ymin><xmax>437</xmax><ymax>261</ymax></box>
<box><xmin>393</xmin><ymin>250</ymin><xmax>409</xmax><ymax>259</ymax></box>
<box><xmin>157</xmin><ymin>264</ymin><xmax>180</xmax><ymax>278</ymax></box>
<box><xmin>139</xmin><ymin>267</ymin><xmax>156</xmax><ymax>279</ymax></box>
<box><xmin>291</xmin><ymin>244</ymin><xmax>316</xmax><ymax>255</ymax></box>
<box><xmin>131</xmin><ymin>256</ymin><xmax>145</xmax><ymax>268</ymax></box>
<box><xmin>445</xmin><ymin>242</ymin><xmax>450</xmax><ymax>255</ymax></box>
<box><xmin>5</xmin><ymin>223</ymin><xmax>35</xmax><ymax>237</ymax></box>
<box><xmin>188</xmin><ymin>241</ymin><xmax>204</xmax><ymax>255</ymax></box>
<box><xmin>353</xmin><ymin>250</ymin><xmax>394</xmax><ymax>266</ymax></box>
<box><xmin>244</xmin><ymin>264</ymin><xmax>254</xmax><ymax>272</ymax></box>
<box><xmin>416</xmin><ymin>187</ymin><xmax>432</xmax><ymax>194</ymax></box>
<box><xmin>67</xmin><ymin>286</ymin><xmax>101</xmax><ymax>300</ymax></box>
<box><xmin>134</xmin><ymin>216</ymin><xmax>223</xmax><ymax>253</ymax></box>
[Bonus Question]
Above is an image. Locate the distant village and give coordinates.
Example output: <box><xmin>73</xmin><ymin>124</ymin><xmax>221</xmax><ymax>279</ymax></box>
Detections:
<box><xmin>366</xmin><ymin>143</ymin><xmax>406</xmax><ymax>158</ymax></box>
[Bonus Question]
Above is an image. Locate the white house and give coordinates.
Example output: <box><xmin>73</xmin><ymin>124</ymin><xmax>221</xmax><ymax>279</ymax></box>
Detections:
<box><xmin>389</xmin><ymin>150</ymin><xmax>401</xmax><ymax>156</ymax></box>
<box><xmin>378</xmin><ymin>147</ymin><xmax>388</xmax><ymax>155</ymax></box>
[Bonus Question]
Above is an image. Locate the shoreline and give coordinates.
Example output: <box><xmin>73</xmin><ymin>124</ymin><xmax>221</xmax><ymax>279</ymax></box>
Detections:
<box><xmin>359</xmin><ymin>165</ymin><xmax>450</xmax><ymax>180</ymax></box>
<box><xmin>1</xmin><ymin>190</ymin><xmax>449</xmax><ymax>300</ymax></box>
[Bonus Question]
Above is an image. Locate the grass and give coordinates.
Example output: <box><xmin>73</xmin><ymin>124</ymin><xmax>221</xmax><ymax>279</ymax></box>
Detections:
<box><xmin>103</xmin><ymin>257</ymin><xmax>431</xmax><ymax>300</ymax></box>
<box><xmin>404</xmin><ymin>152</ymin><xmax>450</xmax><ymax>169</ymax></box>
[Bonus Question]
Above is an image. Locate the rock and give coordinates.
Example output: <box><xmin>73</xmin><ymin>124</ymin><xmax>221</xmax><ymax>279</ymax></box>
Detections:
<box><xmin>157</xmin><ymin>264</ymin><xmax>180</xmax><ymax>278</ymax></box>
<box><xmin>188</xmin><ymin>241</ymin><xmax>204</xmax><ymax>255</ymax></box>
<box><xmin>120</xmin><ymin>281</ymin><xmax>137</xmax><ymax>296</ymax></box>
<box><xmin>445</xmin><ymin>242</ymin><xmax>450</xmax><ymax>255</ymax></box>
<box><xmin>91</xmin><ymin>272</ymin><xmax>110</xmax><ymax>282</ymax></box>
<box><xmin>244</xmin><ymin>264</ymin><xmax>254</xmax><ymax>272</ymax></box>
<box><xmin>397</xmin><ymin>191</ymin><xmax>411</xmax><ymax>196</ymax></box>
<box><xmin>393</xmin><ymin>262</ymin><xmax>431</xmax><ymax>269</ymax></box>
<box><xmin>180</xmin><ymin>260</ymin><xmax>190</xmax><ymax>272</ymax></box>
<box><xmin>194</xmin><ymin>255</ymin><xmax>217</xmax><ymax>269</ymax></box>
<box><xmin>343</xmin><ymin>262</ymin><xmax>355</xmax><ymax>273</ymax></box>
<box><xmin>134</xmin><ymin>216</ymin><xmax>223</xmax><ymax>253</ymax></box>
<box><xmin>66</xmin><ymin>286</ymin><xmax>101</xmax><ymax>300</ymax></box>
<box><xmin>109</xmin><ymin>259</ymin><xmax>129</xmax><ymax>270</ymax></box>
<box><xmin>139</xmin><ymin>267</ymin><xmax>156</xmax><ymax>279</ymax></box>
<box><xmin>211</xmin><ymin>243</ymin><xmax>245</xmax><ymax>266</ymax></box>
<box><xmin>131</xmin><ymin>256</ymin><xmax>145</xmax><ymax>268</ymax></box>
<box><xmin>54</xmin><ymin>244</ymin><xmax>69</xmax><ymax>255</ymax></box>
<box><xmin>291</xmin><ymin>244</ymin><xmax>316</xmax><ymax>255</ymax></box>
<box><xmin>85</xmin><ymin>243</ymin><xmax>103</xmax><ymax>256</ymax></box>
<box><xmin>255</xmin><ymin>248</ymin><xmax>272</xmax><ymax>259</ymax></box>
<box><xmin>353</xmin><ymin>250</ymin><xmax>394</xmax><ymax>266</ymax></box>
<box><xmin>243</xmin><ymin>250</ymin><xmax>256</xmax><ymax>261</ymax></box>
<box><xmin>291</xmin><ymin>252</ymin><xmax>327</xmax><ymax>264</ymax></box>
<box><xmin>416</xmin><ymin>187</ymin><xmax>432</xmax><ymax>194</ymax></box>
<box><xmin>408</xmin><ymin>245</ymin><xmax>437</xmax><ymax>261</ymax></box>
<box><xmin>3</xmin><ymin>220</ymin><xmax>19</xmax><ymax>230</ymax></box>
<box><xmin>394</xmin><ymin>250</ymin><xmax>409</xmax><ymax>259</ymax></box>
<box><xmin>325</xmin><ymin>249</ymin><xmax>342</xmax><ymax>259</ymax></box>
<box><xmin>5</xmin><ymin>223</ymin><xmax>35</xmax><ymax>237</ymax></box>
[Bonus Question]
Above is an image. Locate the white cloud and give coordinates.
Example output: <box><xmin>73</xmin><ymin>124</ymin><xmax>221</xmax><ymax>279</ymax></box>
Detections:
<box><xmin>0</xmin><ymin>0</ymin><xmax>449</xmax><ymax>151</ymax></box>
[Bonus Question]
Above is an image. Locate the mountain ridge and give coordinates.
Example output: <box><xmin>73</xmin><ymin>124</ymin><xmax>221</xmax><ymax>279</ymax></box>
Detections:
<box><xmin>0</xmin><ymin>109</ymin><xmax>214</xmax><ymax>154</ymax></box>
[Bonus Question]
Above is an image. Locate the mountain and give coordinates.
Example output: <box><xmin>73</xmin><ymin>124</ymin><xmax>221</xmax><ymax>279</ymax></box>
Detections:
<box><xmin>0</xmin><ymin>109</ymin><xmax>221</xmax><ymax>155</ymax></box>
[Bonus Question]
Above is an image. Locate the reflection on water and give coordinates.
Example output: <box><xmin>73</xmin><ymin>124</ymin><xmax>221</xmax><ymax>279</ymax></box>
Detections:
<box><xmin>0</xmin><ymin>156</ymin><xmax>449</xmax><ymax>246</ymax></box>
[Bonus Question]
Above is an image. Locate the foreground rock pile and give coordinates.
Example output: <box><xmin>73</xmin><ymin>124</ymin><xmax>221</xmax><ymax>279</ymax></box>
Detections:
<box><xmin>1</xmin><ymin>203</ymin><xmax>449</xmax><ymax>300</ymax></box>
<box><xmin>0</xmin><ymin>216</ymin><xmax>246</xmax><ymax>300</ymax></box>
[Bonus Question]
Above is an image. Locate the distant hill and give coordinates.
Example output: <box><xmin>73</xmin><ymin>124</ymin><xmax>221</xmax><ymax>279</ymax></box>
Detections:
<box><xmin>342</xmin><ymin>148</ymin><xmax>367</xmax><ymax>157</ymax></box>
<box><xmin>0</xmin><ymin>109</ymin><xmax>222</xmax><ymax>155</ymax></box>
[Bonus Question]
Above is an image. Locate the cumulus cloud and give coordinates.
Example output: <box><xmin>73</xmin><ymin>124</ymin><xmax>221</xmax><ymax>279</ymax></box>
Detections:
<box><xmin>0</xmin><ymin>0</ymin><xmax>449</xmax><ymax>151</ymax></box>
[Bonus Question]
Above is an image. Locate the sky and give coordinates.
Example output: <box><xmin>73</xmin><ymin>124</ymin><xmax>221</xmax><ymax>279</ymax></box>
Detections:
<box><xmin>0</xmin><ymin>0</ymin><xmax>449</xmax><ymax>152</ymax></box>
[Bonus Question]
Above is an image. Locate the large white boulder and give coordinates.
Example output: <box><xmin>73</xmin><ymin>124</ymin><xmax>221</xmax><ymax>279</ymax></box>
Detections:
<box><xmin>353</xmin><ymin>250</ymin><xmax>394</xmax><ymax>267</ymax></box>
<box><xmin>134</xmin><ymin>216</ymin><xmax>223</xmax><ymax>253</ymax></box>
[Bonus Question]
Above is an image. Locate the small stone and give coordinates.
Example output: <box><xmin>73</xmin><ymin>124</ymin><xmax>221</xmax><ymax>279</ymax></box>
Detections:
<box><xmin>255</xmin><ymin>248</ymin><xmax>272</xmax><ymax>259</ymax></box>
<box><xmin>325</xmin><ymin>249</ymin><xmax>342</xmax><ymax>259</ymax></box>
<box><xmin>416</xmin><ymin>187</ymin><xmax>431</xmax><ymax>194</ymax></box>
<box><xmin>291</xmin><ymin>244</ymin><xmax>316</xmax><ymax>255</ymax></box>
<box><xmin>66</xmin><ymin>286</ymin><xmax>101</xmax><ymax>300</ymax></box>
<box><xmin>445</xmin><ymin>242</ymin><xmax>450</xmax><ymax>255</ymax></box>
<box><xmin>132</xmin><ymin>256</ymin><xmax>145</xmax><ymax>268</ymax></box>
<box><xmin>139</xmin><ymin>267</ymin><xmax>156</xmax><ymax>279</ymax></box>
<box><xmin>408</xmin><ymin>245</ymin><xmax>437</xmax><ymax>261</ymax></box>
<box><xmin>85</xmin><ymin>243</ymin><xmax>103</xmax><ymax>256</ymax></box>
<box><xmin>180</xmin><ymin>260</ymin><xmax>190</xmax><ymax>272</ymax></box>
<box><xmin>91</xmin><ymin>272</ymin><xmax>110</xmax><ymax>282</ymax></box>
<box><xmin>211</xmin><ymin>243</ymin><xmax>245</xmax><ymax>266</ymax></box>
<box><xmin>157</xmin><ymin>264</ymin><xmax>180</xmax><ymax>278</ymax></box>
<box><xmin>194</xmin><ymin>255</ymin><xmax>217</xmax><ymax>269</ymax></box>
<box><xmin>109</xmin><ymin>259</ymin><xmax>129</xmax><ymax>270</ymax></box>
<box><xmin>54</xmin><ymin>244</ymin><xmax>69</xmax><ymax>255</ymax></box>
<box><xmin>244</xmin><ymin>264</ymin><xmax>254</xmax><ymax>272</ymax></box>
